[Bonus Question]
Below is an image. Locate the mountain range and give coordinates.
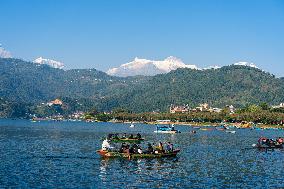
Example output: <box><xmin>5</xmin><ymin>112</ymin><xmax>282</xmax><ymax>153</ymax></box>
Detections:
<box><xmin>0</xmin><ymin>57</ymin><xmax>283</xmax><ymax>117</ymax></box>
<box><xmin>107</xmin><ymin>56</ymin><xmax>258</xmax><ymax>77</ymax></box>
<box><xmin>107</xmin><ymin>56</ymin><xmax>198</xmax><ymax>77</ymax></box>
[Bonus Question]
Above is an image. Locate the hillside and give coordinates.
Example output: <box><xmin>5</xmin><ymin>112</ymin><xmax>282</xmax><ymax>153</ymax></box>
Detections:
<box><xmin>0</xmin><ymin>58</ymin><xmax>148</xmax><ymax>104</ymax></box>
<box><xmin>1</xmin><ymin>58</ymin><xmax>284</xmax><ymax>116</ymax></box>
<box><xmin>99</xmin><ymin>65</ymin><xmax>284</xmax><ymax>112</ymax></box>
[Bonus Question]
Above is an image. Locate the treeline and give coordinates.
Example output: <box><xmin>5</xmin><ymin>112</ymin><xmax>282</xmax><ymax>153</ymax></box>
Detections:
<box><xmin>111</xmin><ymin>104</ymin><xmax>284</xmax><ymax>125</ymax></box>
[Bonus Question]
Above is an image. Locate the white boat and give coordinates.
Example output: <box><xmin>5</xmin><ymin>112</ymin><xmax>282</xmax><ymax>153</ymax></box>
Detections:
<box><xmin>154</xmin><ymin>125</ymin><xmax>181</xmax><ymax>133</ymax></box>
<box><xmin>130</xmin><ymin>124</ymin><xmax>135</xmax><ymax>128</ymax></box>
<box><xmin>226</xmin><ymin>130</ymin><xmax>236</xmax><ymax>134</ymax></box>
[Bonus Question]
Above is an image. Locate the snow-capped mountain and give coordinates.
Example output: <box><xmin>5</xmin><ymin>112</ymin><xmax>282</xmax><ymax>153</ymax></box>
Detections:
<box><xmin>107</xmin><ymin>56</ymin><xmax>198</xmax><ymax>77</ymax></box>
<box><xmin>33</xmin><ymin>57</ymin><xmax>64</xmax><ymax>69</ymax></box>
<box><xmin>107</xmin><ymin>56</ymin><xmax>261</xmax><ymax>77</ymax></box>
<box><xmin>0</xmin><ymin>44</ymin><xmax>12</xmax><ymax>58</ymax></box>
<box><xmin>234</xmin><ymin>61</ymin><xmax>258</xmax><ymax>68</ymax></box>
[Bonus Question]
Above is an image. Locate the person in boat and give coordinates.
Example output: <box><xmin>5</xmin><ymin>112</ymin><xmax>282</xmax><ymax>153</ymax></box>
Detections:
<box><xmin>276</xmin><ymin>137</ymin><xmax>283</xmax><ymax>145</ymax></box>
<box><xmin>137</xmin><ymin>145</ymin><xmax>143</xmax><ymax>154</ymax></box>
<box><xmin>129</xmin><ymin>134</ymin><xmax>134</xmax><ymax>139</ymax></box>
<box><xmin>130</xmin><ymin>144</ymin><xmax>139</xmax><ymax>153</ymax></box>
<box><xmin>268</xmin><ymin>139</ymin><xmax>276</xmax><ymax>147</ymax></box>
<box><xmin>166</xmin><ymin>142</ymin><xmax>173</xmax><ymax>152</ymax></box>
<box><xmin>107</xmin><ymin>133</ymin><xmax>113</xmax><ymax>140</ymax></box>
<box><xmin>171</xmin><ymin>124</ymin><xmax>175</xmax><ymax>131</ymax></box>
<box><xmin>122</xmin><ymin>133</ymin><xmax>127</xmax><ymax>139</ymax></box>
<box><xmin>120</xmin><ymin>142</ymin><xmax>127</xmax><ymax>153</ymax></box>
<box><xmin>258</xmin><ymin>137</ymin><xmax>267</xmax><ymax>145</ymax></box>
<box><xmin>123</xmin><ymin>144</ymin><xmax>130</xmax><ymax>156</ymax></box>
<box><xmin>147</xmin><ymin>143</ymin><xmax>154</xmax><ymax>154</ymax></box>
<box><xmin>123</xmin><ymin>144</ymin><xmax>130</xmax><ymax>153</ymax></box>
<box><xmin>155</xmin><ymin>142</ymin><xmax>164</xmax><ymax>153</ymax></box>
<box><xmin>113</xmin><ymin>133</ymin><xmax>119</xmax><ymax>140</ymax></box>
<box><xmin>136</xmin><ymin>133</ymin><xmax>141</xmax><ymax>139</ymax></box>
<box><xmin>102</xmin><ymin>139</ymin><xmax>111</xmax><ymax>151</ymax></box>
<box><xmin>276</xmin><ymin>137</ymin><xmax>283</xmax><ymax>146</ymax></box>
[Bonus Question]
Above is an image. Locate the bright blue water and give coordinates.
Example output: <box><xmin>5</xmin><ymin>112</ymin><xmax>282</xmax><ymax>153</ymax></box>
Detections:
<box><xmin>0</xmin><ymin>119</ymin><xmax>284</xmax><ymax>188</ymax></box>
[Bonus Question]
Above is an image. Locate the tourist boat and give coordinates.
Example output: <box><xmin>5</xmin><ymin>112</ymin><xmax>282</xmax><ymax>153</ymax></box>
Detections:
<box><xmin>154</xmin><ymin>125</ymin><xmax>181</xmax><ymax>133</ymax></box>
<box><xmin>254</xmin><ymin>137</ymin><xmax>283</xmax><ymax>149</ymax></box>
<box><xmin>109</xmin><ymin>138</ymin><xmax>145</xmax><ymax>143</ymax></box>
<box><xmin>97</xmin><ymin>149</ymin><xmax>180</xmax><ymax>158</ymax></box>
<box><xmin>107</xmin><ymin>133</ymin><xmax>144</xmax><ymax>143</ymax></box>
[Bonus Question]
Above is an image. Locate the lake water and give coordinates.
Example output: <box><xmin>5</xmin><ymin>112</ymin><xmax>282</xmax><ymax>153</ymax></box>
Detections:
<box><xmin>0</xmin><ymin>119</ymin><xmax>283</xmax><ymax>188</ymax></box>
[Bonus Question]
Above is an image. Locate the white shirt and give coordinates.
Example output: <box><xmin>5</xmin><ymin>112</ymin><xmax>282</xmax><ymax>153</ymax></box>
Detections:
<box><xmin>102</xmin><ymin>139</ymin><xmax>110</xmax><ymax>150</ymax></box>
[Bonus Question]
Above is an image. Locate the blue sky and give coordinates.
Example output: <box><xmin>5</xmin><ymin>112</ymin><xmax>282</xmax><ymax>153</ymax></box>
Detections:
<box><xmin>1</xmin><ymin>0</ymin><xmax>284</xmax><ymax>75</ymax></box>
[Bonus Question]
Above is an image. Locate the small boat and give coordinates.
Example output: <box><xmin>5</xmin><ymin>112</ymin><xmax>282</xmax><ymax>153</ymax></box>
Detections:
<box><xmin>253</xmin><ymin>143</ymin><xmax>283</xmax><ymax>150</ymax></box>
<box><xmin>130</xmin><ymin>123</ymin><xmax>135</xmax><ymax>128</ymax></box>
<box><xmin>226</xmin><ymin>130</ymin><xmax>236</xmax><ymax>134</ymax></box>
<box><xmin>200</xmin><ymin>128</ymin><xmax>214</xmax><ymax>131</ymax></box>
<box><xmin>110</xmin><ymin>138</ymin><xmax>145</xmax><ymax>143</ymax></box>
<box><xmin>107</xmin><ymin>133</ymin><xmax>144</xmax><ymax>143</ymax></box>
<box><xmin>154</xmin><ymin>125</ymin><xmax>181</xmax><ymax>133</ymax></box>
<box><xmin>254</xmin><ymin>137</ymin><xmax>283</xmax><ymax>149</ymax></box>
<box><xmin>216</xmin><ymin>128</ymin><xmax>225</xmax><ymax>131</ymax></box>
<box><xmin>97</xmin><ymin>149</ymin><xmax>180</xmax><ymax>158</ymax></box>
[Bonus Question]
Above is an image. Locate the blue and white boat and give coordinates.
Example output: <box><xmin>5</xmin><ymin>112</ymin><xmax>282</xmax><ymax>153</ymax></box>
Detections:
<box><xmin>154</xmin><ymin>124</ymin><xmax>181</xmax><ymax>133</ymax></box>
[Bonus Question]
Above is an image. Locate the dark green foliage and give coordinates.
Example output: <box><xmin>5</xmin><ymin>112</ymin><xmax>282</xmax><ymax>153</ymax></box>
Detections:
<box><xmin>1</xmin><ymin>58</ymin><xmax>284</xmax><ymax>117</ymax></box>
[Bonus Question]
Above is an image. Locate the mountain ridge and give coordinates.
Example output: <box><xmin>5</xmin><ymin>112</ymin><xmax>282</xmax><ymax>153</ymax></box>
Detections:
<box><xmin>0</xmin><ymin>57</ymin><xmax>283</xmax><ymax>114</ymax></box>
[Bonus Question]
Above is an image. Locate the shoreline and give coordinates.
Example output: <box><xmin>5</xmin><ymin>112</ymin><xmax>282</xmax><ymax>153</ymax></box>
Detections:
<box><xmin>116</xmin><ymin>121</ymin><xmax>284</xmax><ymax>129</ymax></box>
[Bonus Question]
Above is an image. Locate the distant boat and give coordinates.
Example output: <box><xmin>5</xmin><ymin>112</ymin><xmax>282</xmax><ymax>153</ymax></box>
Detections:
<box><xmin>200</xmin><ymin>128</ymin><xmax>214</xmax><ymax>131</ymax></box>
<box><xmin>226</xmin><ymin>130</ymin><xmax>236</xmax><ymax>134</ymax></box>
<box><xmin>154</xmin><ymin>124</ymin><xmax>181</xmax><ymax>133</ymax></box>
<box><xmin>130</xmin><ymin>123</ymin><xmax>135</xmax><ymax>128</ymax></box>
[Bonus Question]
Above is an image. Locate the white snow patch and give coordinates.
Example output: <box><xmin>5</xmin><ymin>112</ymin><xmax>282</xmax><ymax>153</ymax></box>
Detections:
<box><xmin>33</xmin><ymin>57</ymin><xmax>64</xmax><ymax>69</ymax></box>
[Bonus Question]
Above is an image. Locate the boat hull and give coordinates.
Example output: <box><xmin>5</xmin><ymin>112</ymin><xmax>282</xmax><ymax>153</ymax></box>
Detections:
<box><xmin>256</xmin><ymin>144</ymin><xmax>283</xmax><ymax>150</ymax></box>
<box><xmin>154</xmin><ymin>130</ymin><xmax>180</xmax><ymax>134</ymax></box>
<box><xmin>97</xmin><ymin>149</ymin><xmax>180</xmax><ymax>158</ymax></box>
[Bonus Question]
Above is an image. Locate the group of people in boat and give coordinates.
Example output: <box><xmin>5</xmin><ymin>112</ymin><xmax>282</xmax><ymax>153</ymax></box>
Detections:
<box><xmin>101</xmin><ymin>138</ymin><xmax>175</xmax><ymax>154</ymax></box>
<box><xmin>258</xmin><ymin>137</ymin><xmax>284</xmax><ymax>147</ymax></box>
<box><xmin>119</xmin><ymin>141</ymin><xmax>175</xmax><ymax>154</ymax></box>
<box><xmin>107</xmin><ymin>133</ymin><xmax>142</xmax><ymax>140</ymax></box>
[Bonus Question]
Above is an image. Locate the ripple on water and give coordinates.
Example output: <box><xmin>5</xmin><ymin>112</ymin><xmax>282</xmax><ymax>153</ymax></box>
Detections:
<box><xmin>0</xmin><ymin>120</ymin><xmax>284</xmax><ymax>188</ymax></box>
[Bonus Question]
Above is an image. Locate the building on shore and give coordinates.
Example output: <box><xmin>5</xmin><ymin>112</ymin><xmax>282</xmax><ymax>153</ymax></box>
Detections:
<box><xmin>196</xmin><ymin>103</ymin><xmax>209</xmax><ymax>112</ymax></box>
<box><xmin>47</xmin><ymin>99</ymin><xmax>63</xmax><ymax>106</ymax></box>
<box><xmin>170</xmin><ymin>104</ymin><xmax>190</xmax><ymax>113</ymax></box>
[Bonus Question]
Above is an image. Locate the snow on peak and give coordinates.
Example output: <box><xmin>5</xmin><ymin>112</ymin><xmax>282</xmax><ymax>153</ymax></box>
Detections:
<box><xmin>234</xmin><ymin>61</ymin><xmax>258</xmax><ymax>68</ymax></box>
<box><xmin>0</xmin><ymin>44</ymin><xmax>12</xmax><ymax>58</ymax></box>
<box><xmin>33</xmin><ymin>57</ymin><xmax>64</xmax><ymax>69</ymax></box>
<box><xmin>107</xmin><ymin>56</ymin><xmax>198</xmax><ymax>77</ymax></box>
<box><xmin>203</xmin><ymin>65</ymin><xmax>221</xmax><ymax>70</ymax></box>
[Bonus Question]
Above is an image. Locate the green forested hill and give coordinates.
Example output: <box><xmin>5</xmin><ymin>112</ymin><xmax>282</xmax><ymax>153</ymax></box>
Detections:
<box><xmin>100</xmin><ymin>65</ymin><xmax>284</xmax><ymax>112</ymax></box>
<box><xmin>1</xmin><ymin>58</ymin><xmax>284</xmax><ymax>116</ymax></box>
<box><xmin>0</xmin><ymin>58</ymin><xmax>148</xmax><ymax>103</ymax></box>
